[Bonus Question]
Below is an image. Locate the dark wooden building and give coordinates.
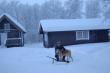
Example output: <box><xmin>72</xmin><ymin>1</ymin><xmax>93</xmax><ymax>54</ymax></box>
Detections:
<box><xmin>0</xmin><ymin>13</ymin><xmax>26</xmax><ymax>48</ymax></box>
<box><xmin>39</xmin><ymin>19</ymin><xmax>110</xmax><ymax>48</ymax></box>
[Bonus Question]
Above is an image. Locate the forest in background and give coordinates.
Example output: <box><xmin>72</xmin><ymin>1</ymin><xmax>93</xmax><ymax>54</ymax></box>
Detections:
<box><xmin>0</xmin><ymin>0</ymin><xmax>110</xmax><ymax>43</ymax></box>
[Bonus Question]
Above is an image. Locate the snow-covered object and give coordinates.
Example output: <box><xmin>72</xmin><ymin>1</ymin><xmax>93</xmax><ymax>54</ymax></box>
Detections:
<box><xmin>40</xmin><ymin>19</ymin><xmax>110</xmax><ymax>32</ymax></box>
<box><xmin>0</xmin><ymin>13</ymin><xmax>26</xmax><ymax>32</ymax></box>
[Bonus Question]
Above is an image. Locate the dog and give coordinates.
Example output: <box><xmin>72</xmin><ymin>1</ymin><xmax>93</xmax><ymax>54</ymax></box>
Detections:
<box><xmin>56</xmin><ymin>48</ymin><xmax>73</xmax><ymax>62</ymax></box>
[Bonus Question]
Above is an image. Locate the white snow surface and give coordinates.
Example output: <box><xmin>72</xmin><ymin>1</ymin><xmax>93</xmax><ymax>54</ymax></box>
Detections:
<box><xmin>40</xmin><ymin>19</ymin><xmax>110</xmax><ymax>32</ymax></box>
<box><xmin>0</xmin><ymin>42</ymin><xmax>110</xmax><ymax>73</ymax></box>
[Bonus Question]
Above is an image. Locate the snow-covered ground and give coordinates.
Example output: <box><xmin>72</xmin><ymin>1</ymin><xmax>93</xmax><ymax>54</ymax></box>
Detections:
<box><xmin>0</xmin><ymin>42</ymin><xmax>110</xmax><ymax>73</ymax></box>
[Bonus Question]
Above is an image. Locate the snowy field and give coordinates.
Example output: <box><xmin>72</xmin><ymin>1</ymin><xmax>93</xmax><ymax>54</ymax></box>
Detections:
<box><xmin>0</xmin><ymin>42</ymin><xmax>110</xmax><ymax>73</ymax></box>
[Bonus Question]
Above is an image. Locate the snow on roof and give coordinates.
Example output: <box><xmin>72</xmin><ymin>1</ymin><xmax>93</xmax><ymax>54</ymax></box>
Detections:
<box><xmin>0</xmin><ymin>13</ymin><xmax>26</xmax><ymax>32</ymax></box>
<box><xmin>40</xmin><ymin>19</ymin><xmax>110</xmax><ymax>32</ymax></box>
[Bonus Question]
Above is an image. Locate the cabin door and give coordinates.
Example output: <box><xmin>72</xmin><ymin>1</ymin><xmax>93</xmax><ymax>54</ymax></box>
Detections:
<box><xmin>1</xmin><ymin>33</ymin><xmax>7</xmax><ymax>47</ymax></box>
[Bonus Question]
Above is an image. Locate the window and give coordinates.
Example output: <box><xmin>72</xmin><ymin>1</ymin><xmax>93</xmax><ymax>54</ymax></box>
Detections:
<box><xmin>4</xmin><ymin>23</ymin><xmax>10</xmax><ymax>30</ymax></box>
<box><xmin>76</xmin><ymin>31</ymin><xmax>89</xmax><ymax>40</ymax></box>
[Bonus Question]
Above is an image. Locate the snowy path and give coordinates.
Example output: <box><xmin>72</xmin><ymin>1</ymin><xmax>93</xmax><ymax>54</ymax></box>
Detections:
<box><xmin>0</xmin><ymin>43</ymin><xmax>110</xmax><ymax>73</ymax></box>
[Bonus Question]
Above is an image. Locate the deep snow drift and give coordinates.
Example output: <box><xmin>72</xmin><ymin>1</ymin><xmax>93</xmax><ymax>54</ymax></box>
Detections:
<box><xmin>0</xmin><ymin>42</ymin><xmax>110</xmax><ymax>73</ymax></box>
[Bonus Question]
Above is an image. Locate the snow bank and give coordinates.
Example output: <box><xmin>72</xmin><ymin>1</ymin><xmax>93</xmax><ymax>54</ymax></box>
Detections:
<box><xmin>0</xmin><ymin>42</ymin><xmax>110</xmax><ymax>73</ymax></box>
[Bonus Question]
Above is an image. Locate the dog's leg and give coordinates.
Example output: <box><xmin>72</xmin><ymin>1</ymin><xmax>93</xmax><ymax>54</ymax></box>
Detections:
<box><xmin>70</xmin><ymin>56</ymin><xmax>73</xmax><ymax>62</ymax></box>
<box><xmin>52</xmin><ymin>59</ymin><xmax>54</xmax><ymax>64</ymax></box>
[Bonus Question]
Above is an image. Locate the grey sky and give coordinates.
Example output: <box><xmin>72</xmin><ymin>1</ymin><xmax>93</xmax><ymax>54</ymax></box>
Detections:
<box><xmin>1</xmin><ymin>0</ymin><xmax>67</xmax><ymax>5</ymax></box>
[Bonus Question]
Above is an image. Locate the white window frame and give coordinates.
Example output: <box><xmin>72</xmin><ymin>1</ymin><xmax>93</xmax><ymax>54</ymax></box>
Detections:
<box><xmin>4</xmin><ymin>23</ymin><xmax>10</xmax><ymax>30</ymax></box>
<box><xmin>76</xmin><ymin>31</ymin><xmax>89</xmax><ymax>40</ymax></box>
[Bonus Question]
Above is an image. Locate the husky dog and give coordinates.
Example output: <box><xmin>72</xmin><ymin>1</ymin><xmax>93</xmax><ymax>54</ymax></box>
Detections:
<box><xmin>56</xmin><ymin>49</ymin><xmax>73</xmax><ymax>62</ymax></box>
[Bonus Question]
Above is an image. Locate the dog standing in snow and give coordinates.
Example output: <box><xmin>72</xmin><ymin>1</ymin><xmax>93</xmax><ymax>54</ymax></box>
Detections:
<box><xmin>56</xmin><ymin>48</ymin><xmax>73</xmax><ymax>63</ymax></box>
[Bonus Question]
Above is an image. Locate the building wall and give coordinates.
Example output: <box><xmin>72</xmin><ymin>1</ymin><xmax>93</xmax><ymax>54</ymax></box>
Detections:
<box><xmin>44</xmin><ymin>30</ymin><xmax>109</xmax><ymax>48</ymax></box>
<box><xmin>0</xmin><ymin>18</ymin><xmax>8</xmax><ymax>32</ymax></box>
<box><xmin>90</xmin><ymin>30</ymin><xmax>108</xmax><ymax>42</ymax></box>
<box><xmin>0</xmin><ymin>18</ymin><xmax>24</xmax><ymax>47</ymax></box>
<box><xmin>47</xmin><ymin>31</ymin><xmax>75</xmax><ymax>48</ymax></box>
<box><xmin>7</xmin><ymin>30</ymin><xmax>20</xmax><ymax>38</ymax></box>
<box><xmin>6</xmin><ymin>30</ymin><xmax>24</xmax><ymax>47</ymax></box>
<box><xmin>0</xmin><ymin>18</ymin><xmax>21</xmax><ymax>38</ymax></box>
<box><xmin>43</xmin><ymin>32</ymin><xmax>49</xmax><ymax>48</ymax></box>
<box><xmin>0</xmin><ymin>34</ymin><xmax>1</xmax><ymax>45</ymax></box>
<box><xmin>74</xmin><ymin>30</ymin><xmax>109</xmax><ymax>44</ymax></box>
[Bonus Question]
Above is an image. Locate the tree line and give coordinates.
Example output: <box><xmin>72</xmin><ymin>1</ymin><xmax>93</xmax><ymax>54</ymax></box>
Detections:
<box><xmin>0</xmin><ymin>0</ymin><xmax>110</xmax><ymax>43</ymax></box>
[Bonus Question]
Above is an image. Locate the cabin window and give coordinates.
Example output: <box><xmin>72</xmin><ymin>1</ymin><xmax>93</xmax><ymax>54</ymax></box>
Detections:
<box><xmin>76</xmin><ymin>31</ymin><xmax>89</xmax><ymax>40</ymax></box>
<box><xmin>4</xmin><ymin>23</ymin><xmax>10</xmax><ymax>30</ymax></box>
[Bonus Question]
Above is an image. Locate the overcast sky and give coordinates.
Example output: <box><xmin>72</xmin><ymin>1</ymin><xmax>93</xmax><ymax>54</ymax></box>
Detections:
<box><xmin>0</xmin><ymin>0</ymin><xmax>67</xmax><ymax>5</ymax></box>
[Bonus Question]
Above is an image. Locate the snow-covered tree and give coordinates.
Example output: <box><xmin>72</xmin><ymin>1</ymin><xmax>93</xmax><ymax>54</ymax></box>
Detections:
<box><xmin>40</xmin><ymin>0</ymin><xmax>64</xmax><ymax>19</ymax></box>
<box><xmin>64</xmin><ymin>0</ymin><xmax>82</xmax><ymax>19</ymax></box>
<box><xmin>85</xmin><ymin>0</ymin><xmax>101</xmax><ymax>18</ymax></box>
<box><xmin>101</xmin><ymin>0</ymin><xmax>110</xmax><ymax>19</ymax></box>
<box><xmin>17</xmin><ymin>4</ymin><xmax>40</xmax><ymax>43</ymax></box>
<box><xmin>0</xmin><ymin>1</ymin><xmax>8</xmax><ymax>14</ymax></box>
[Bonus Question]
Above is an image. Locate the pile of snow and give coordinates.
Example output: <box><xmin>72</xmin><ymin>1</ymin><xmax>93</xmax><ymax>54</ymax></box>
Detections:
<box><xmin>0</xmin><ymin>42</ymin><xmax>110</xmax><ymax>73</ymax></box>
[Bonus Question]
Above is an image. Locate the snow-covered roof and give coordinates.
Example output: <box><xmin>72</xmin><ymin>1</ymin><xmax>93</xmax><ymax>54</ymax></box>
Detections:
<box><xmin>0</xmin><ymin>13</ymin><xmax>26</xmax><ymax>32</ymax></box>
<box><xmin>39</xmin><ymin>19</ymin><xmax>110</xmax><ymax>32</ymax></box>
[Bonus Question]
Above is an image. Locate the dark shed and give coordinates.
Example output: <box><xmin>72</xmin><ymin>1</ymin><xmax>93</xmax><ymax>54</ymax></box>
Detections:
<box><xmin>0</xmin><ymin>13</ymin><xmax>26</xmax><ymax>48</ymax></box>
<box><xmin>39</xmin><ymin>19</ymin><xmax>110</xmax><ymax>48</ymax></box>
